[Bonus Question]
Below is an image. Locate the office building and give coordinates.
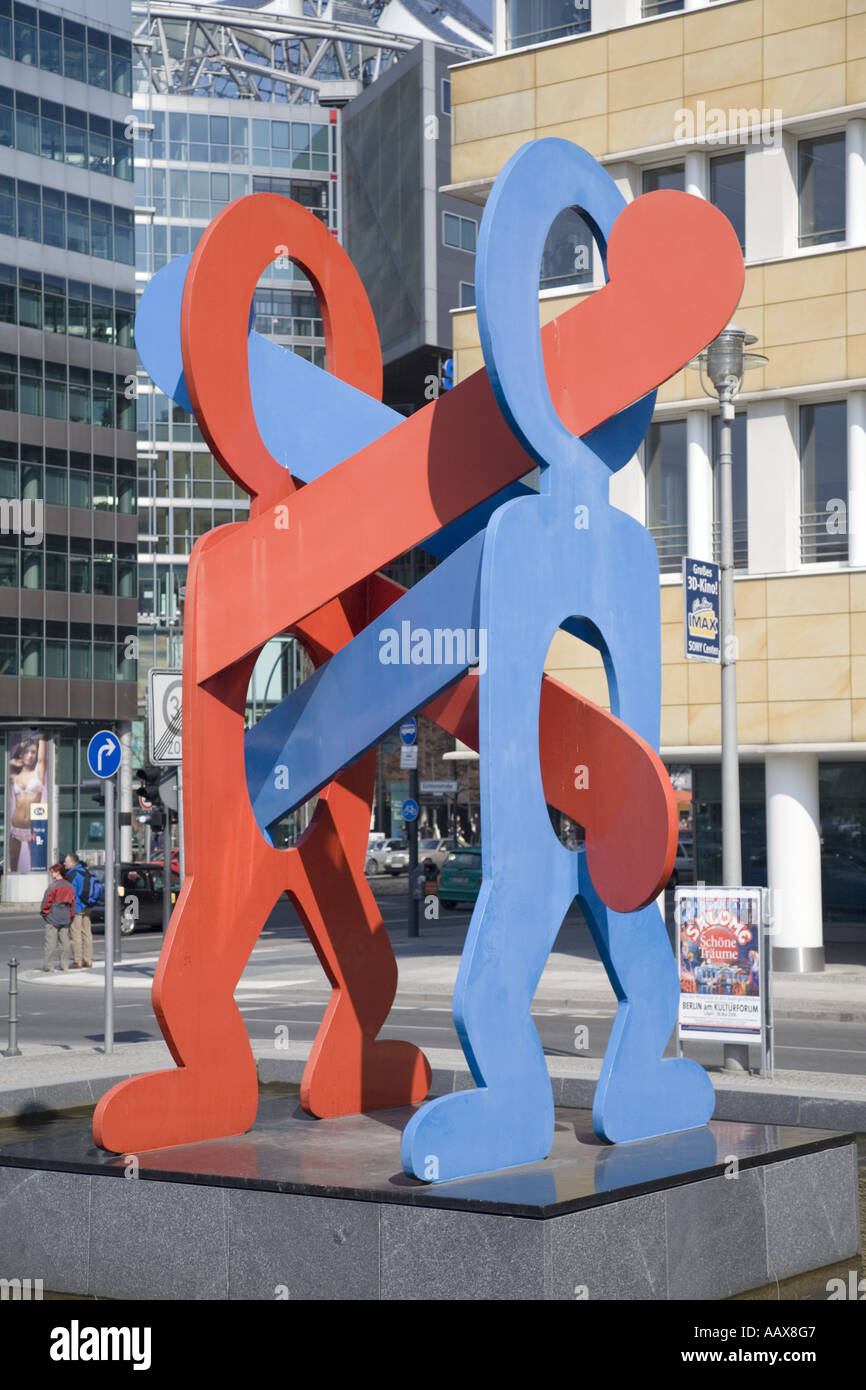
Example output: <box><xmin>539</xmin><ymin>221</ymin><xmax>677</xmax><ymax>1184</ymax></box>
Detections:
<box><xmin>132</xmin><ymin>0</ymin><xmax>489</xmax><ymax>739</ymax></box>
<box><xmin>0</xmin><ymin>0</ymin><xmax>136</xmax><ymax>901</ymax></box>
<box><xmin>447</xmin><ymin>0</ymin><xmax>866</xmax><ymax>966</ymax></box>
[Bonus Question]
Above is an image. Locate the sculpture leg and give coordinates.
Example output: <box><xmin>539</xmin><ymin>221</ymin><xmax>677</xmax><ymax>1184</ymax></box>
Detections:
<box><xmin>576</xmin><ymin>512</ymin><xmax>714</xmax><ymax>1140</ymax></box>
<box><xmin>579</xmin><ymin>855</ymin><xmax>715</xmax><ymax>1142</ymax></box>
<box><xmin>401</xmin><ymin>856</ymin><xmax>576</xmax><ymax>1181</ymax></box>
<box><xmin>294</xmin><ymin>754</ymin><xmax>431</xmax><ymax>1117</ymax></box>
<box><xmin>403</xmin><ymin>498</ymin><xmax>578</xmax><ymax>1180</ymax></box>
<box><xmin>93</xmin><ymin>664</ymin><xmax>285</xmax><ymax>1152</ymax></box>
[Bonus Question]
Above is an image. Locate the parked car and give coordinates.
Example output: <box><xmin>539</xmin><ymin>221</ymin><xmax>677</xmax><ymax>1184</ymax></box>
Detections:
<box><xmin>90</xmin><ymin>862</ymin><xmax>181</xmax><ymax>934</ymax></box>
<box><xmin>417</xmin><ymin>837</ymin><xmax>465</xmax><ymax>870</ymax></box>
<box><xmin>439</xmin><ymin>848</ymin><xmax>482</xmax><ymax>908</ymax></box>
<box><xmin>151</xmin><ymin>849</ymin><xmax>180</xmax><ymax>874</ymax></box>
<box><xmin>384</xmin><ymin>838</ymin><xmax>409</xmax><ymax>875</ymax></box>
<box><xmin>365</xmin><ymin>836</ymin><xmax>390</xmax><ymax>875</ymax></box>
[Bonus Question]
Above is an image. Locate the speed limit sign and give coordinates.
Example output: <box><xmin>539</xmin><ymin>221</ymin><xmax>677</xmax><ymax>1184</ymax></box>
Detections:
<box><xmin>148</xmin><ymin>668</ymin><xmax>182</xmax><ymax>766</ymax></box>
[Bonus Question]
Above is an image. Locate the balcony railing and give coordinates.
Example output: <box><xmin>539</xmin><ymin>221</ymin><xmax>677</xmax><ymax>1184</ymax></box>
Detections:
<box><xmin>712</xmin><ymin>519</ymin><xmax>748</xmax><ymax>570</ymax></box>
<box><xmin>800</xmin><ymin>511</ymin><xmax>849</xmax><ymax>564</ymax></box>
<box><xmin>648</xmin><ymin>521</ymin><xmax>688</xmax><ymax>574</ymax></box>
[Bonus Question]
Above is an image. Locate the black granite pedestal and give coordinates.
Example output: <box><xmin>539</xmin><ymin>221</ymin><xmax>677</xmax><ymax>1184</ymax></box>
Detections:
<box><xmin>0</xmin><ymin>1089</ymin><xmax>859</xmax><ymax>1300</ymax></box>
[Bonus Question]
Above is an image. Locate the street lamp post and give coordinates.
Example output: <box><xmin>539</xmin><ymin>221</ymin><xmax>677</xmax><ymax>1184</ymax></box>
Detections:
<box><xmin>689</xmin><ymin>325</ymin><xmax>767</xmax><ymax>1073</ymax></box>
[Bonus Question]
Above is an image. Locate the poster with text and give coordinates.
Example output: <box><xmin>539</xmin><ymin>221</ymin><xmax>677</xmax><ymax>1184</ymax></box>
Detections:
<box><xmin>677</xmin><ymin>887</ymin><xmax>763</xmax><ymax>1045</ymax></box>
<box><xmin>6</xmin><ymin>730</ymin><xmax>50</xmax><ymax>873</ymax></box>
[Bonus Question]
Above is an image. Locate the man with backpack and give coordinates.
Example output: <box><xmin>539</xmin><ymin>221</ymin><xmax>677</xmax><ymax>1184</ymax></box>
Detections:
<box><xmin>64</xmin><ymin>851</ymin><xmax>101</xmax><ymax>969</ymax></box>
<box><xmin>41</xmin><ymin>863</ymin><xmax>75</xmax><ymax>972</ymax></box>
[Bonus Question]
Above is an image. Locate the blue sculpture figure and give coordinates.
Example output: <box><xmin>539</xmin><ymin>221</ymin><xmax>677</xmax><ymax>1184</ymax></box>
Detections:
<box><xmin>400</xmin><ymin>141</ymin><xmax>715</xmax><ymax>1181</ymax></box>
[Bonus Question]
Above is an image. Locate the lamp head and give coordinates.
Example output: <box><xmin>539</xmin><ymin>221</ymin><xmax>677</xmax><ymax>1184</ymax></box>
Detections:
<box><xmin>688</xmin><ymin>323</ymin><xmax>767</xmax><ymax>402</ymax></box>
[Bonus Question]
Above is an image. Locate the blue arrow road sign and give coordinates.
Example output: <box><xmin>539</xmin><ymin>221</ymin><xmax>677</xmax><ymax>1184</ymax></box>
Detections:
<box><xmin>400</xmin><ymin>718</ymin><xmax>417</xmax><ymax>745</ymax></box>
<box><xmin>87</xmin><ymin>730</ymin><xmax>122</xmax><ymax>779</ymax></box>
<box><xmin>402</xmin><ymin>798</ymin><xmax>419</xmax><ymax>822</ymax></box>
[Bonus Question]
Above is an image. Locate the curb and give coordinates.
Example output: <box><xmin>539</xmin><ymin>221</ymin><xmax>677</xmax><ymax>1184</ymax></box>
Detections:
<box><xmin>0</xmin><ymin>1045</ymin><xmax>864</xmax><ymax>1136</ymax></box>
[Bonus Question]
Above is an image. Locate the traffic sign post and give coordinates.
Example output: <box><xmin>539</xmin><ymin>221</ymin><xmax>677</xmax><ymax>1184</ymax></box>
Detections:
<box><xmin>87</xmin><ymin>731</ymin><xmax>121</xmax><ymax>1056</ymax></box>
<box><xmin>148</xmin><ymin>668</ymin><xmax>182</xmax><ymax>765</ymax></box>
<box><xmin>86</xmin><ymin>731</ymin><xmax>122</xmax><ymax>780</ymax></box>
<box><xmin>419</xmin><ymin>779</ymin><xmax>457</xmax><ymax>796</ymax></box>
<box><xmin>401</xmin><ymin>715</ymin><xmax>421</xmax><ymax>940</ymax></box>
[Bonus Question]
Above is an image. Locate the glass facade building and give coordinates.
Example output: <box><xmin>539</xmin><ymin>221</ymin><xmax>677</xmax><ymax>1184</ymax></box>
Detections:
<box><xmin>132</xmin><ymin>89</ymin><xmax>337</xmax><ymax>701</ymax></box>
<box><xmin>0</xmin><ymin>0</ymin><xmax>137</xmax><ymax>896</ymax></box>
<box><xmin>132</xmin><ymin>2</ymin><xmax>489</xmax><ymax>721</ymax></box>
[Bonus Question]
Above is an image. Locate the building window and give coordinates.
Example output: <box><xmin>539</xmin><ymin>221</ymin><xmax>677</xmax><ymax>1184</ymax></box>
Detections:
<box><xmin>0</xmin><ymin>353</ymin><xmax>135</xmax><ymax>433</ymax></box>
<box><xmin>0</xmin><ymin>85</ymin><xmax>132</xmax><ymax>181</ymax></box>
<box><xmin>443</xmin><ymin>212</ymin><xmax>476</xmax><ymax>252</ymax></box>
<box><xmin>692</xmin><ymin>763</ymin><xmax>766</xmax><ymax>887</ymax></box>
<box><xmin>441</xmin><ymin>79</ymin><xmax>451</xmax><ymax>115</ymax></box>
<box><xmin>506</xmin><ymin>0</ymin><xmax>590</xmax><ymax>51</ymax></box>
<box><xmin>643</xmin><ymin>0</ymin><xmax>684</xmax><ymax>14</ymax></box>
<box><xmin>642</xmin><ymin>164</ymin><xmax>685</xmax><ymax>195</ymax></box>
<box><xmin>710</xmin><ymin>152</ymin><xmax>745</xmax><ymax>255</ymax></box>
<box><xmin>819</xmin><ymin>764</ymin><xmax>866</xmax><ymax>928</ymax></box>
<box><xmin>798</xmin><ymin>134</ymin><xmax>846</xmax><ymax>248</ymax></box>
<box><xmin>540</xmin><ymin>207</ymin><xmax>593</xmax><ymax>292</ymax></box>
<box><xmin>800</xmin><ymin>400</ymin><xmax>848</xmax><ymax>562</ymax></box>
<box><xmin>459</xmin><ymin>281</ymin><xmax>475</xmax><ymax>308</ymax></box>
<box><xmin>0</xmin><ymin>177</ymin><xmax>135</xmax><ymax>264</ymax></box>
<box><xmin>712</xmin><ymin>412</ymin><xmax>748</xmax><ymax>570</ymax></box>
<box><xmin>0</xmin><ymin>547</ymin><xmax>17</xmax><ymax>588</ymax></box>
<box><xmin>645</xmin><ymin>419</ymin><xmax>687</xmax><ymax>574</ymax></box>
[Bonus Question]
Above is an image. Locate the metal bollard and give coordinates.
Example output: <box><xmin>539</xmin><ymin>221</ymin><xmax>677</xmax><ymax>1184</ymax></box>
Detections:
<box><xmin>3</xmin><ymin>957</ymin><xmax>22</xmax><ymax>1057</ymax></box>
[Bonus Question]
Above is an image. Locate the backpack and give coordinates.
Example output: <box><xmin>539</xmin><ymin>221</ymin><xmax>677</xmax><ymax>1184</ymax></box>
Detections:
<box><xmin>79</xmin><ymin>867</ymin><xmax>104</xmax><ymax>909</ymax></box>
<box><xmin>46</xmin><ymin>894</ymin><xmax>72</xmax><ymax>928</ymax></box>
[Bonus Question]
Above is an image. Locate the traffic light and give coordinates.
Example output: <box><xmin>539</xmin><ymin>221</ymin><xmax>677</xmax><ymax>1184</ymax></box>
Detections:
<box><xmin>134</xmin><ymin>765</ymin><xmax>162</xmax><ymax>806</ymax></box>
<box><xmin>80</xmin><ymin>777</ymin><xmax>105</xmax><ymax>807</ymax></box>
<box><xmin>134</xmin><ymin>765</ymin><xmax>165</xmax><ymax>830</ymax></box>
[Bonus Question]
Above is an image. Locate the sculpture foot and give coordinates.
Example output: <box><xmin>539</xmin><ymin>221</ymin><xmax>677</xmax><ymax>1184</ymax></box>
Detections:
<box><xmin>593</xmin><ymin>1055</ymin><xmax>715</xmax><ymax>1144</ymax></box>
<box><xmin>93</xmin><ymin>1062</ymin><xmax>259</xmax><ymax>1154</ymax></box>
<box><xmin>401</xmin><ymin>1084</ymin><xmax>554</xmax><ymax>1183</ymax></box>
<box><xmin>302</xmin><ymin>1037</ymin><xmax>431</xmax><ymax>1118</ymax></box>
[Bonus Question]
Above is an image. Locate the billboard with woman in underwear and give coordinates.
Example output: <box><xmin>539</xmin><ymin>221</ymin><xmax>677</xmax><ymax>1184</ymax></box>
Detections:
<box><xmin>7</xmin><ymin>732</ymin><xmax>48</xmax><ymax>872</ymax></box>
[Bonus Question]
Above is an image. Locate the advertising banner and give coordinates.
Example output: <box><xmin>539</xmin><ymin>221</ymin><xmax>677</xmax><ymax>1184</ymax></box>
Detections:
<box><xmin>29</xmin><ymin>802</ymin><xmax>48</xmax><ymax>872</ymax></box>
<box><xmin>677</xmin><ymin>887</ymin><xmax>763</xmax><ymax>1045</ymax></box>
<box><xmin>6</xmin><ymin>730</ymin><xmax>50</xmax><ymax>873</ymax></box>
<box><xmin>683</xmin><ymin>556</ymin><xmax>721</xmax><ymax>663</ymax></box>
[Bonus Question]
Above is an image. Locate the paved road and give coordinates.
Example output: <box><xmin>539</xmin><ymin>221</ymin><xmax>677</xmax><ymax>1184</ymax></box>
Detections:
<box><xmin>1</xmin><ymin>888</ymin><xmax>865</xmax><ymax>1077</ymax></box>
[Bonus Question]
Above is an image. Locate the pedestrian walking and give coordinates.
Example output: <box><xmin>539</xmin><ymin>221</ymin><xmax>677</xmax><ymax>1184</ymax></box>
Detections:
<box><xmin>64</xmin><ymin>851</ymin><xmax>99</xmax><ymax>969</ymax></box>
<box><xmin>41</xmin><ymin>863</ymin><xmax>74</xmax><ymax>973</ymax></box>
<box><xmin>422</xmin><ymin>857</ymin><xmax>440</xmax><ymax>896</ymax></box>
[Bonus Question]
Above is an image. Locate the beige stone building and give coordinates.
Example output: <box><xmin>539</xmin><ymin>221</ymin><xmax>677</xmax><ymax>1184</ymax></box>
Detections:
<box><xmin>444</xmin><ymin>0</ymin><xmax>866</xmax><ymax>969</ymax></box>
